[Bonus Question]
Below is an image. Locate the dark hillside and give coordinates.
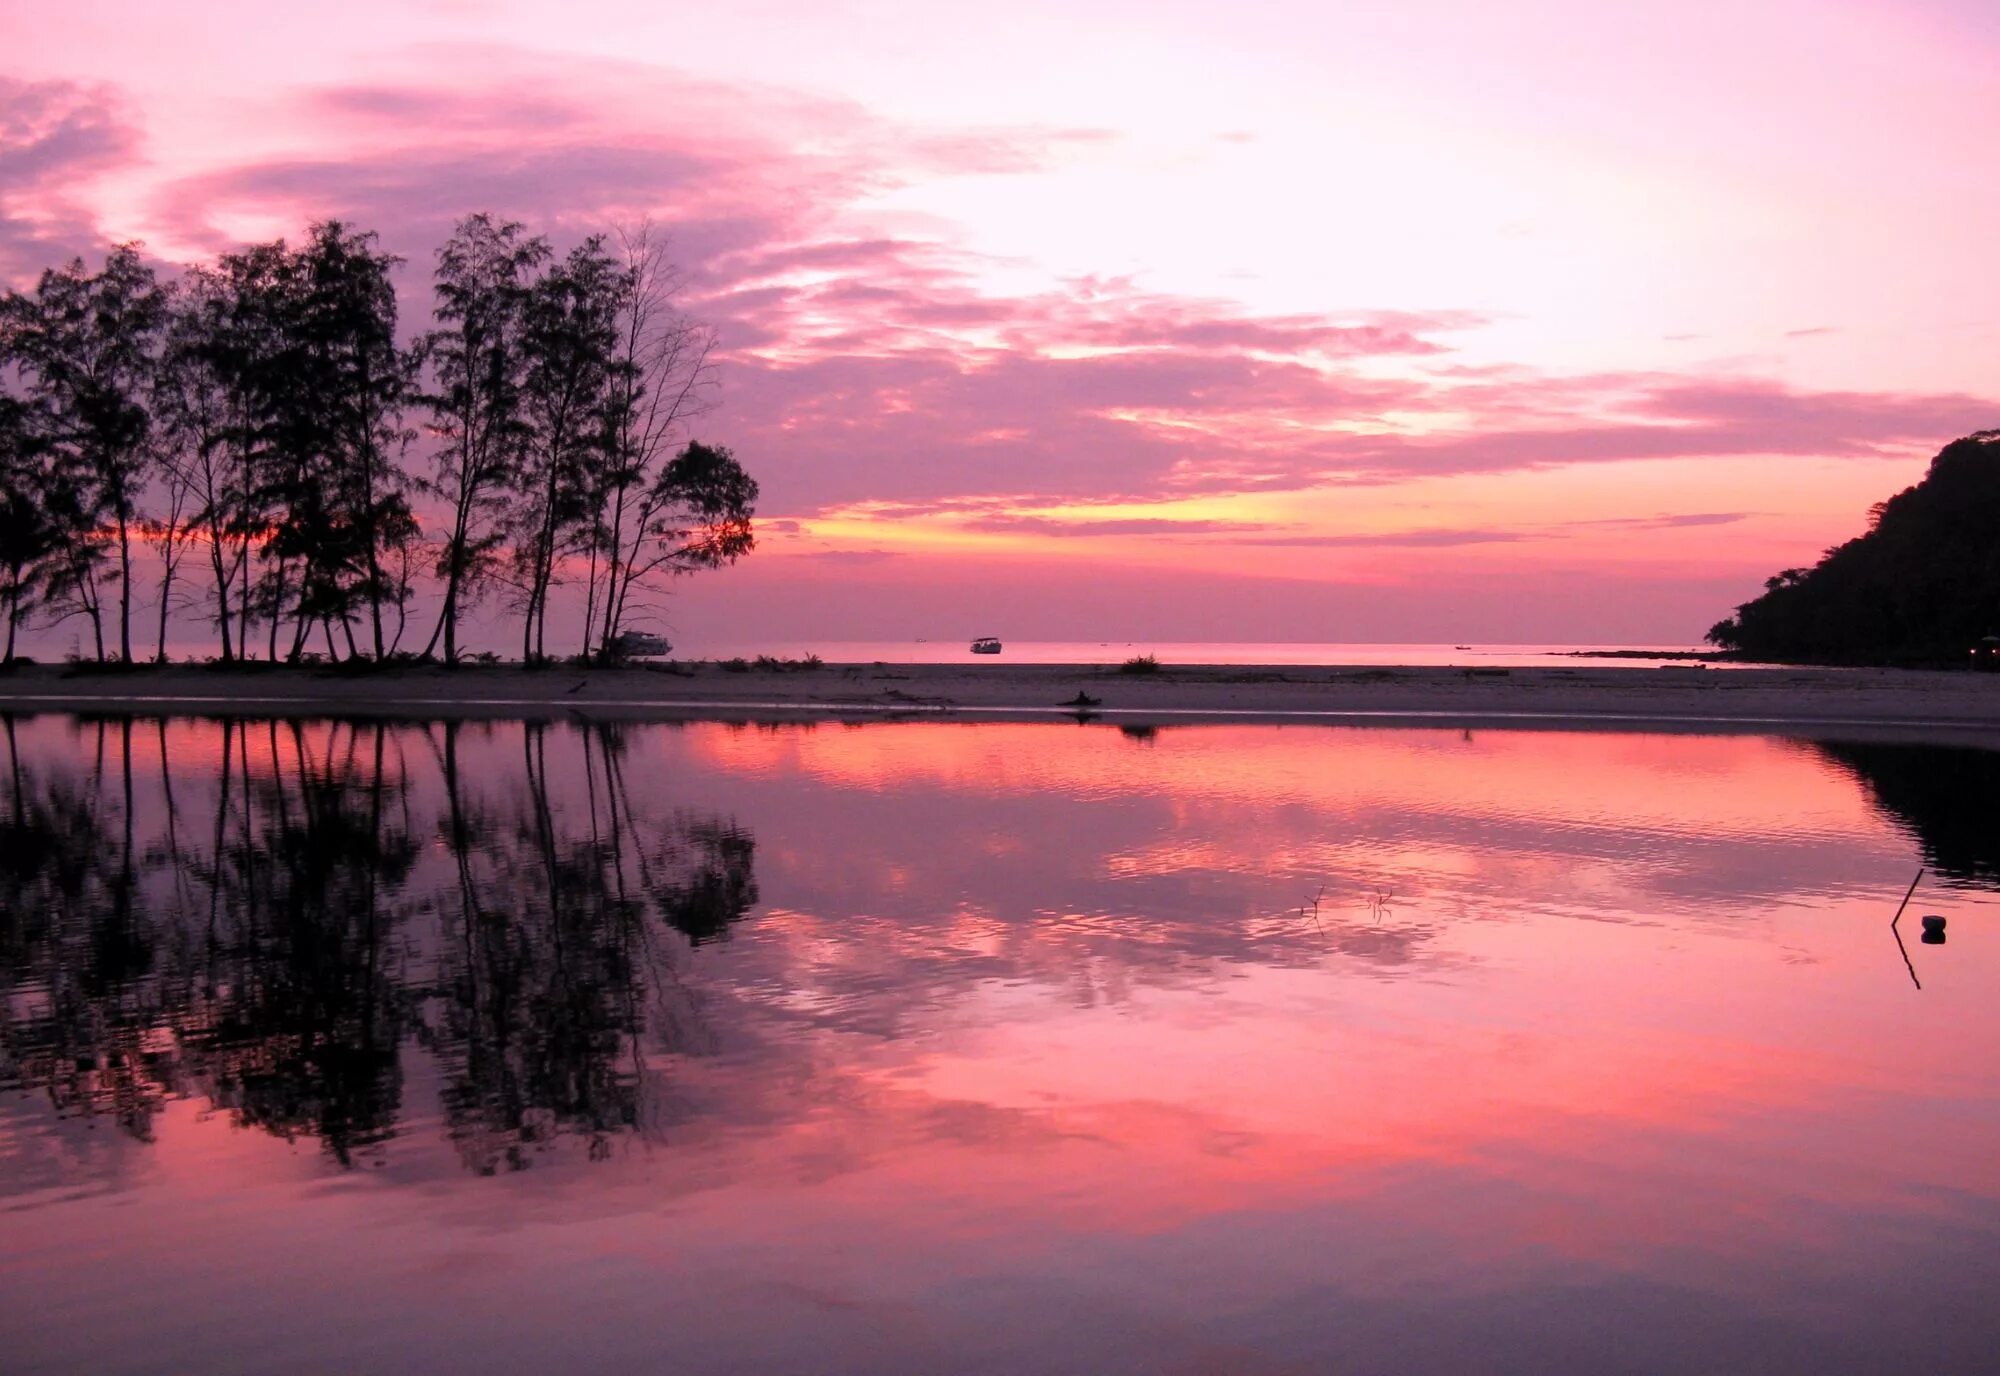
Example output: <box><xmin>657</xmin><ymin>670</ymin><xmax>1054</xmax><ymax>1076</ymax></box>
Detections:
<box><xmin>1709</xmin><ymin>430</ymin><xmax>2000</xmax><ymax>663</ymax></box>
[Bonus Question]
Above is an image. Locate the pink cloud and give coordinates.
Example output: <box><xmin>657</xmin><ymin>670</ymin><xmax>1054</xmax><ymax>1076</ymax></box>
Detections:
<box><xmin>0</xmin><ymin>76</ymin><xmax>140</xmax><ymax>275</ymax></box>
<box><xmin>3</xmin><ymin>44</ymin><xmax>1996</xmax><ymax>648</ymax></box>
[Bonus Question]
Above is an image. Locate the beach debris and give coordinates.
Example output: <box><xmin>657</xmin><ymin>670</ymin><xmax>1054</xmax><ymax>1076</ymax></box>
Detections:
<box><xmin>1921</xmin><ymin>914</ymin><xmax>1947</xmax><ymax>945</ymax></box>
<box><xmin>1063</xmin><ymin>691</ymin><xmax>1103</xmax><ymax>708</ymax></box>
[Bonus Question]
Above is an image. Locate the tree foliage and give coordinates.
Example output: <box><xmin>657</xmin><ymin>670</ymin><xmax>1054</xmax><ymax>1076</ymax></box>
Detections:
<box><xmin>1708</xmin><ymin>430</ymin><xmax>2000</xmax><ymax>663</ymax></box>
<box><xmin>0</xmin><ymin>214</ymin><xmax>754</xmax><ymax>666</ymax></box>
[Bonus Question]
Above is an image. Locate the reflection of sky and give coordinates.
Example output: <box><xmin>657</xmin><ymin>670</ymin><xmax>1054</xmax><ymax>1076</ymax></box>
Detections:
<box><xmin>3</xmin><ymin>716</ymin><xmax>1999</xmax><ymax>1374</ymax></box>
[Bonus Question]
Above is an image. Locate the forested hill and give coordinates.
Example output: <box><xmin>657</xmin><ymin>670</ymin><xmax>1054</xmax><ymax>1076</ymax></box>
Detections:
<box><xmin>1708</xmin><ymin>430</ymin><xmax>2000</xmax><ymax>664</ymax></box>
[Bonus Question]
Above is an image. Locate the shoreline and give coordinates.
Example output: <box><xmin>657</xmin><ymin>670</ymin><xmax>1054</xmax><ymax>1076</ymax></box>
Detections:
<box><xmin>2</xmin><ymin>660</ymin><xmax>2000</xmax><ymax>741</ymax></box>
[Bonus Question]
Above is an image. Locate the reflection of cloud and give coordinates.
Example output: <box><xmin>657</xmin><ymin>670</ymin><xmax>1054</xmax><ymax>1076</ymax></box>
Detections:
<box><xmin>7</xmin><ymin>714</ymin><xmax>2000</xmax><ymax>1376</ymax></box>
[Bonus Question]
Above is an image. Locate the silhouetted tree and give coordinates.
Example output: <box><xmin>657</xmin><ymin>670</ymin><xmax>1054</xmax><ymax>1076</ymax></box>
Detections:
<box><xmin>421</xmin><ymin>215</ymin><xmax>546</xmax><ymax>664</ymax></box>
<box><xmin>264</xmin><ymin>222</ymin><xmax>416</xmax><ymax>661</ymax></box>
<box><xmin>595</xmin><ymin>441</ymin><xmax>757</xmax><ymax>655</ymax></box>
<box><xmin>154</xmin><ymin>261</ymin><xmax>264</xmax><ymax>661</ymax></box>
<box><xmin>1</xmin><ymin>216</ymin><xmax>753</xmax><ymax>666</ymax></box>
<box><xmin>512</xmin><ymin>236</ymin><xmax>623</xmax><ymax>661</ymax></box>
<box><xmin>586</xmin><ymin>223</ymin><xmax>718</xmax><ymax>659</ymax></box>
<box><xmin>0</xmin><ymin>396</ymin><xmax>59</xmax><ymax>663</ymax></box>
<box><xmin>1709</xmin><ymin>430</ymin><xmax>2000</xmax><ymax>663</ymax></box>
<box><xmin>0</xmin><ymin>246</ymin><xmax>169</xmax><ymax>661</ymax></box>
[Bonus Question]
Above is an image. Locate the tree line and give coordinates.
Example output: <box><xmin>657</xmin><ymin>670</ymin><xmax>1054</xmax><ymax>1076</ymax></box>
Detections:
<box><xmin>0</xmin><ymin>214</ymin><xmax>756</xmax><ymax>666</ymax></box>
<box><xmin>1707</xmin><ymin>429</ymin><xmax>2000</xmax><ymax>664</ymax></box>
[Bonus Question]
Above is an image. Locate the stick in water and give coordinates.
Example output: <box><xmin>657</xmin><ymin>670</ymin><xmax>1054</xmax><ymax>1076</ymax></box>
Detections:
<box><xmin>1891</xmin><ymin>867</ymin><xmax>1925</xmax><ymax>991</ymax></box>
<box><xmin>1892</xmin><ymin>868</ymin><xmax>1924</xmax><ymax>926</ymax></box>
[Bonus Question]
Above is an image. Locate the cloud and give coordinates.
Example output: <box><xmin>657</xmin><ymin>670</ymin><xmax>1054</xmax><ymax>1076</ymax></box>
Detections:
<box><xmin>1237</xmin><ymin>528</ymin><xmax>1531</xmax><ymax>549</ymax></box>
<box><xmin>959</xmin><ymin>514</ymin><xmax>1283</xmax><ymax>537</ymax></box>
<box><xmin>790</xmin><ymin>547</ymin><xmax>904</xmax><ymax>564</ymax></box>
<box><xmin>0</xmin><ymin>77</ymin><xmax>142</xmax><ymax>278</ymax></box>
<box><xmin>1577</xmin><ymin>512</ymin><xmax>1752</xmax><ymax>531</ymax></box>
<box><xmin>9</xmin><ymin>51</ymin><xmax>1996</xmax><ymax>532</ymax></box>
<box><xmin>1321</xmin><ymin>381</ymin><xmax>1998</xmax><ymax>483</ymax></box>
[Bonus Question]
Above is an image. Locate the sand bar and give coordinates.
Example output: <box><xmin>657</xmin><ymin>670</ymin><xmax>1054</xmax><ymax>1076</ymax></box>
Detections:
<box><xmin>2</xmin><ymin>660</ymin><xmax>1999</xmax><ymax>741</ymax></box>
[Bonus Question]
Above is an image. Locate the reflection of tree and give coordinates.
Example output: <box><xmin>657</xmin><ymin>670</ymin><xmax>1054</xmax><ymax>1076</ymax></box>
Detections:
<box><xmin>1810</xmin><ymin>740</ymin><xmax>2000</xmax><ymax>889</ymax></box>
<box><xmin>425</xmin><ymin>720</ymin><xmax>757</xmax><ymax>1172</ymax></box>
<box><xmin>184</xmin><ymin>719</ymin><xmax>418</xmax><ymax>1164</ymax></box>
<box><xmin>0</xmin><ymin>714</ymin><xmax>759</xmax><ymax>1173</ymax></box>
<box><xmin>0</xmin><ymin>717</ymin><xmax>169</xmax><ymax>1141</ymax></box>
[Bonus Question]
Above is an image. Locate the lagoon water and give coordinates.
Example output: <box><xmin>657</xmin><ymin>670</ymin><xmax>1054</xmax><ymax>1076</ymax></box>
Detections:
<box><xmin>2</xmin><ymin>714</ymin><xmax>1997</xmax><ymax>1373</ymax></box>
<box><xmin>677</xmin><ymin>639</ymin><xmax>1725</xmax><ymax>668</ymax></box>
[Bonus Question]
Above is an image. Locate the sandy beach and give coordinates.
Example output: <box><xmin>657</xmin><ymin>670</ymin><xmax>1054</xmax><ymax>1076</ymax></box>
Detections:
<box><xmin>3</xmin><ymin>659</ymin><xmax>1999</xmax><ymax>739</ymax></box>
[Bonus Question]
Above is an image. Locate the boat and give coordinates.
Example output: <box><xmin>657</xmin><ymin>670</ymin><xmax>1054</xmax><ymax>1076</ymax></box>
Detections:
<box><xmin>612</xmin><ymin>630</ymin><xmax>672</xmax><ymax>658</ymax></box>
<box><xmin>970</xmin><ymin>636</ymin><xmax>1002</xmax><ymax>655</ymax></box>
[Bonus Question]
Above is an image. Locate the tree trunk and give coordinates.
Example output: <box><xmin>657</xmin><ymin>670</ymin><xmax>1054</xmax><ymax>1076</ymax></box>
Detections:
<box><xmin>425</xmin><ymin>476</ymin><xmax>478</xmax><ymax>665</ymax></box>
<box><xmin>581</xmin><ymin>528</ymin><xmax>601</xmax><ymax>661</ymax></box>
<box><xmin>116</xmin><ymin>509</ymin><xmax>133</xmax><ymax>663</ymax></box>
<box><xmin>597</xmin><ymin>483</ymin><xmax>630</xmax><ymax>659</ymax></box>
<box><xmin>266</xmin><ymin>557</ymin><xmax>285</xmax><ymax>661</ymax></box>
<box><xmin>85</xmin><ymin>566</ymin><xmax>106</xmax><ymax>662</ymax></box>
<box><xmin>208</xmin><ymin>525</ymin><xmax>233</xmax><ymax>662</ymax></box>
<box><xmin>155</xmin><ymin>546</ymin><xmax>174</xmax><ymax>664</ymax></box>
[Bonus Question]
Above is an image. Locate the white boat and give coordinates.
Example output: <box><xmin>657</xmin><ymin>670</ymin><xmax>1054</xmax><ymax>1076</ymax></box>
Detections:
<box><xmin>613</xmin><ymin>631</ymin><xmax>672</xmax><ymax>658</ymax></box>
<box><xmin>970</xmin><ymin>637</ymin><xmax>1002</xmax><ymax>655</ymax></box>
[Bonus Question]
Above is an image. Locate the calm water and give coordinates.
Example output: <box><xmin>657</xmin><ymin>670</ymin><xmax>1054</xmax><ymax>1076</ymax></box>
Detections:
<box><xmin>2</xmin><ymin>715</ymin><xmax>1997</xmax><ymax>1374</ymax></box>
<box><xmin>679</xmin><ymin>640</ymin><xmax>1728</xmax><ymax>668</ymax></box>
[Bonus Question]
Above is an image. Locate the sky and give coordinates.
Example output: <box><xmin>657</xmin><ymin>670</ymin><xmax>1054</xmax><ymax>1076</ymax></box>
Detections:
<box><xmin>3</xmin><ymin>0</ymin><xmax>1997</xmax><ymax>647</ymax></box>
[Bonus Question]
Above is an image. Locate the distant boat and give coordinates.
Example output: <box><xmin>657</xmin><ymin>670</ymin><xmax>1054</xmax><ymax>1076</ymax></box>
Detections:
<box><xmin>970</xmin><ymin>637</ymin><xmax>1002</xmax><ymax>655</ymax></box>
<box><xmin>613</xmin><ymin>630</ymin><xmax>671</xmax><ymax>658</ymax></box>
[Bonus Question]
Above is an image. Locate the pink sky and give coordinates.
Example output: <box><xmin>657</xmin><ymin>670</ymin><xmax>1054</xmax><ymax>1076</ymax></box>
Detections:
<box><xmin>4</xmin><ymin>0</ymin><xmax>1997</xmax><ymax>645</ymax></box>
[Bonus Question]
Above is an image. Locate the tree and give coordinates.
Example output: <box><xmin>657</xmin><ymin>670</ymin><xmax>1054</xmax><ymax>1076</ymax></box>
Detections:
<box><xmin>0</xmin><ymin>215</ymin><xmax>755</xmax><ymax>666</ymax></box>
<box><xmin>1708</xmin><ymin>430</ymin><xmax>2000</xmax><ymax>663</ymax></box>
<box><xmin>155</xmin><ymin>264</ymin><xmax>256</xmax><ymax>661</ymax></box>
<box><xmin>0</xmin><ymin>245</ymin><xmax>169</xmax><ymax>662</ymax></box>
<box><xmin>421</xmin><ymin>215</ymin><xmax>547</xmax><ymax>664</ymax></box>
<box><xmin>595</xmin><ymin>440</ymin><xmax>757</xmax><ymax>651</ymax></box>
<box><xmin>0</xmin><ymin>395</ymin><xmax>59</xmax><ymax>664</ymax></box>
<box><xmin>512</xmin><ymin>236</ymin><xmax>623</xmax><ymax>662</ymax></box>
<box><xmin>588</xmin><ymin>223</ymin><xmax>718</xmax><ymax>660</ymax></box>
<box><xmin>152</xmin><ymin>245</ymin><xmax>302</xmax><ymax>661</ymax></box>
<box><xmin>256</xmin><ymin>222</ymin><xmax>416</xmax><ymax>662</ymax></box>
<box><xmin>137</xmin><ymin>481</ymin><xmax>197</xmax><ymax>664</ymax></box>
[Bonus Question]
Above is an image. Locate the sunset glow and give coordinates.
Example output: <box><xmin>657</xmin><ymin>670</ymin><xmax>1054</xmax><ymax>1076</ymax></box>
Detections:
<box><xmin>6</xmin><ymin>0</ymin><xmax>1995</xmax><ymax>643</ymax></box>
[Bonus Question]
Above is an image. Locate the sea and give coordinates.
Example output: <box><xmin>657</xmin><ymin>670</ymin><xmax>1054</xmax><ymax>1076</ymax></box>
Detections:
<box><xmin>68</xmin><ymin>637</ymin><xmax>1727</xmax><ymax>669</ymax></box>
<box><xmin>2</xmin><ymin>712</ymin><xmax>1994</xmax><ymax>1373</ymax></box>
<box><xmin>673</xmin><ymin>640</ymin><xmax>1723</xmax><ymax>668</ymax></box>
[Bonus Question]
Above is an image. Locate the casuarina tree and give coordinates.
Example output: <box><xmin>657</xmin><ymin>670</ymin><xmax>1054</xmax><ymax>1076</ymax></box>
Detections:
<box><xmin>421</xmin><ymin>214</ymin><xmax>547</xmax><ymax>664</ymax></box>
<box><xmin>0</xmin><ymin>245</ymin><xmax>168</xmax><ymax>662</ymax></box>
